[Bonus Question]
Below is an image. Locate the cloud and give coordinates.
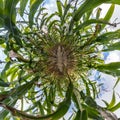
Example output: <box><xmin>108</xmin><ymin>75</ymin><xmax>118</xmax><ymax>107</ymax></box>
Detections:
<box><xmin>105</xmin><ymin>51</ymin><xmax>120</xmax><ymax>63</ymax></box>
<box><xmin>44</xmin><ymin>0</ymin><xmax>57</xmax><ymax>14</ymax></box>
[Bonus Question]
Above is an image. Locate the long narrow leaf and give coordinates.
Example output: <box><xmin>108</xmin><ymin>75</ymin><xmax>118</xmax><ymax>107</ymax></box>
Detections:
<box><xmin>0</xmin><ymin>81</ymin><xmax>73</xmax><ymax>120</ymax></box>
<box><xmin>56</xmin><ymin>0</ymin><xmax>63</xmax><ymax>17</ymax></box>
<box><xmin>101</xmin><ymin>4</ymin><xmax>115</xmax><ymax>30</ymax></box>
<box><xmin>103</xmin><ymin>42</ymin><xmax>120</xmax><ymax>51</ymax></box>
<box><xmin>29</xmin><ymin>0</ymin><xmax>44</xmax><ymax>27</ymax></box>
<box><xmin>96</xmin><ymin>29</ymin><xmax>120</xmax><ymax>44</ymax></box>
<box><xmin>74</xmin><ymin>19</ymin><xmax>115</xmax><ymax>33</ymax></box>
<box><xmin>107</xmin><ymin>0</ymin><xmax>120</xmax><ymax>5</ymax></box>
<box><xmin>4</xmin><ymin>0</ymin><xmax>19</xmax><ymax>23</ymax></box>
<box><xmin>20</xmin><ymin>0</ymin><xmax>28</xmax><ymax>17</ymax></box>
<box><xmin>108</xmin><ymin>92</ymin><xmax>116</xmax><ymax>109</ymax></box>
<box><xmin>74</xmin><ymin>110</ymin><xmax>81</xmax><ymax>120</ymax></box>
<box><xmin>109</xmin><ymin>102</ymin><xmax>120</xmax><ymax>112</ymax></box>
<box><xmin>0</xmin><ymin>76</ymin><xmax>38</xmax><ymax>119</ymax></box>
<box><xmin>73</xmin><ymin>0</ymin><xmax>110</xmax><ymax>21</ymax></box>
<box><xmin>97</xmin><ymin>62</ymin><xmax>120</xmax><ymax>76</ymax></box>
<box><xmin>81</xmin><ymin>110</ymin><xmax>88</xmax><ymax>120</ymax></box>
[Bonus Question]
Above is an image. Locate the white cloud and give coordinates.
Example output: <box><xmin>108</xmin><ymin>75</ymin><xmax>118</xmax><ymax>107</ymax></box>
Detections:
<box><xmin>0</xmin><ymin>48</ymin><xmax>6</xmax><ymax>72</ymax></box>
<box><xmin>105</xmin><ymin>51</ymin><xmax>120</xmax><ymax>63</ymax></box>
<box><xmin>44</xmin><ymin>0</ymin><xmax>57</xmax><ymax>14</ymax></box>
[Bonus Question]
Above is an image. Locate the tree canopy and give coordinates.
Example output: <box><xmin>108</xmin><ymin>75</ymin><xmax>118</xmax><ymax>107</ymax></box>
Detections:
<box><xmin>0</xmin><ymin>0</ymin><xmax>120</xmax><ymax>119</ymax></box>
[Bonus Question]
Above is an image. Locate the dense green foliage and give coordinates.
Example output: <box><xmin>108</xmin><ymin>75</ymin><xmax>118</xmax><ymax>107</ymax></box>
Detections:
<box><xmin>0</xmin><ymin>0</ymin><xmax>120</xmax><ymax>119</ymax></box>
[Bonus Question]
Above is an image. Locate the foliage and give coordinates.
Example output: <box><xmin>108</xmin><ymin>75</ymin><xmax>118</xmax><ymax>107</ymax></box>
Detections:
<box><xmin>0</xmin><ymin>0</ymin><xmax>120</xmax><ymax>119</ymax></box>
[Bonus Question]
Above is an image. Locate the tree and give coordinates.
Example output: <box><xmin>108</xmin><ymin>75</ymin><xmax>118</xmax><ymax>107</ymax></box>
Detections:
<box><xmin>0</xmin><ymin>0</ymin><xmax>120</xmax><ymax>119</ymax></box>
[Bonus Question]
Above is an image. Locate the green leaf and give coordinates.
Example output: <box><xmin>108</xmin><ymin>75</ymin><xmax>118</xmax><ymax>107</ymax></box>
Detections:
<box><xmin>81</xmin><ymin>76</ymin><xmax>90</xmax><ymax>96</ymax></box>
<box><xmin>0</xmin><ymin>13</ymin><xmax>4</xmax><ymax>27</ymax></box>
<box><xmin>85</xmin><ymin>96</ymin><xmax>97</xmax><ymax>108</ymax></box>
<box><xmin>0</xmin><ymin>79</ymin><xmax>9</xmax><ymax>87</ymax></box>
<box><xmin>0</xmin><ymin>38</ymin><xmax>4</xmax><ymax>44</ymax></box>
<box><xmin>73</xmin><ymin>0</ymin><xmax>109</xmax><ymax>21</ymax></box>
<box><xmin>108</xmin><ymin>92</ymin><xmax>116</xmax><ymax>109</ymax></box>
<box><xmin>109</xmin><ymin>102</ymin><xmax>120</xmax><ymax>112</ymax></box>
<box><xmin>48</xmin><ymin>20</ymin><xmax>59</xmax><ymax>31</ymax></box>
<box><xmin>4</xmin><ymin>17</ymin><xmax>22</xmax><ymax>46</ymax></box>
<box><xmin>45</xmin><ymin>13</ymin><xmax>57</xmax><ymax>24</ymax></box>
<box><xmin>81</xmin><ymin>110</ymin><xmax>88</xmax><ymax>120</ymax></box>
<box><xmin>74</xmin><ymin>110</ymin><xmax>81</xmax><ymax>120</ymax></box>
<box><xmin>1</xmin><ymin>62</ymin><xmax>11</xmax><ymax>79</ymax></box>
<box><xmin>74</xmin><ymin>19</ymin><xmax>114</xmax><ymax>33</ymax></box>
<box><xmin>107</xmin><ymin>0</ymin><xmax>120</xmax><ymax>5</ymax></box>
<box><xmin>4</xmin><ymin>0</ymin><xmax>19</xmax><ymax>23</ymax></box>
<box><xmin>97</xmin><ymin>62</ymin><xmax>120</xmax><ymax>76</ymax></box>
<box><xmin>96</xmin><ymin>8</ymin><xmax>102</xmax><ymax>19</ymax></box>
<box><xmin>38</xmin><ymin>102</ymin><xmax>45</xmax><ymax>115</ymax></box>
<box><xmin>82</xmin><ymin>104</ymin><xmax>100</xmax><ymax>119</ymax></box>
<box><xmin>72</xmin><ymin>88</ymin><xmax>81</xmax><ymax>109</ymax></box>
<box><xmin>56</xmin><ymin>0</ymin><xmax>63</xmax><ymax>17</ymax></box>
<box><xmin>82</xmin><ymin>104</ymin><xmax>99</xmax><ymax>119</ymax></box>
<box><xmin>0</xmin><ymin>76</ymin><xmax>38</xmax><ymax>119</ymax></box>
<box><xmin>48</xmin><ymin>84</ymin><xmax>56</xmax><ymax>105</ymax></box>
<box><xmin>73</xmin><ymin>0</ymin><xmax>120</xmax><ymax>21</ymax></box>
<box><xmin>0</xmin><ymin>0</ymin><xmax>3</xmax><ymax>10</ymax></box>
<box><xmin>114</xmin><ymin>77</ymin><xmax>120</xmax><ymax>88</ymax></box>
<box><xmin>29</xmin><ymin>0</ymin><xmax>44</xmax><ymax>27</ymax></box>
<box><xmin>102</xmin><ymin>100</ymin><xmax>109</xmax><ymax>107</ymax></box>
<box><xmin>20</xmin><ymin>0</ymin><xmax>28</xmax><ymax>16</ymax></box>
<box><xmin>96</xmin><ymin>29</ymin><xmax>120</xmax><ymax>44</ymax></box>
<box><xmin>0</xmin><ymin>81</ymin><xmax>73</xmax><ymax>120</ymax></box>
<box><xmin>0</xmin><ymin>0</ymin><xmax>3</xmax><ymax>24</ymax></box>
<box><xmin>52</xmin><ymin>81</ymin><xmax>73</xmax><ymax>120</ymax></box>
<box><xmin>101</xmin><ymin>4</ymin><xmax>115</xmax><ymax>30</ymax></box>
<box><xmin>104</xmin><ymin>42</ymin><xmax>120</xmax><ymax>51</ymax></box>
<box><xmin>63</xmin><ymin>2</ymin><xmax>71</xmax><ymax>19</ymax></box>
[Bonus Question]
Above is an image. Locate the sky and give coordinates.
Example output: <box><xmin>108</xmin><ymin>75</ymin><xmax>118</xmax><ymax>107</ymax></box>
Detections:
<box><xmin>0</xmin><ymin>0</ymin><xmax>120</xmax><ymax>119</ymax></box>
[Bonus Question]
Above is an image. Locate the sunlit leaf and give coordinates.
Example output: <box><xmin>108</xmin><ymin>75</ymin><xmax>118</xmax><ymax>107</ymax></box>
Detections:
<box><xmin>101</xmin><ymin>4</ymin><xmax>115</xmax><ymax>30</ymax></box>
<box><xmin>109</xmin><ymin>102</ymin><xmax>120</xmax><ymax>112</ymax></box>
<box><xmin>56</xmin><ymin>0</ymin><xmax>63</xmax><ymax>17</ymax></box>
<box><xmin>108</xmin><ymin>92</ymin><xmax>116</xmax><ymax>109</ymax></box>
